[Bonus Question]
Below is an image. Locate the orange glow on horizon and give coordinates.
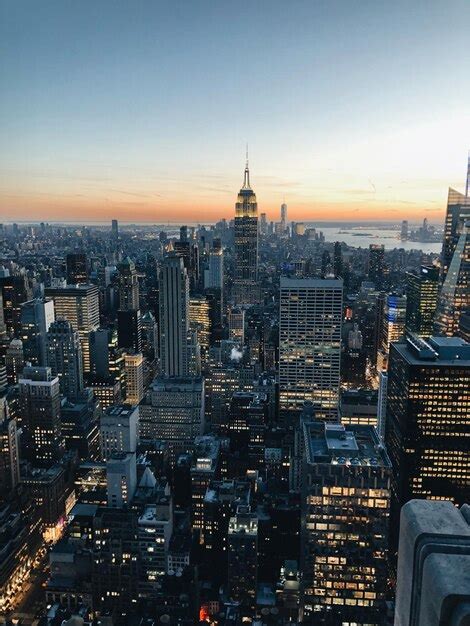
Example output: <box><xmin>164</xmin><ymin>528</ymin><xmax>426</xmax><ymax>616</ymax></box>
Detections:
<box><xmin>0</xmin><ymin>192</ymin><xmax>448</xmax><ymax>224</ymax></box>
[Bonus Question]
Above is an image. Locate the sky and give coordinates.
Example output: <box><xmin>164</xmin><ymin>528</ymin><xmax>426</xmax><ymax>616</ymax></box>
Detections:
<box><xmin>1</xmin><ymin>0</ymin><xmax>469</xmax><ymax>224</ymax></box>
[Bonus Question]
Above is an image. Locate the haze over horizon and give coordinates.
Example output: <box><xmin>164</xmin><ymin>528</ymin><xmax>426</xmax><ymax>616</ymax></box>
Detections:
<box><xmin>1</xmin><ymin>0</ymin><xmax>469</xmax><ymax>224</ymax></box>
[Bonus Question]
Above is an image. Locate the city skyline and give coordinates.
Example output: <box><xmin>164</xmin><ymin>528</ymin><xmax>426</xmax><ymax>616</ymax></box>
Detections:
<box><xmin>1</xmin><ymin>1</ymin><xmax>470</xmax><ymax>223</ymax></box>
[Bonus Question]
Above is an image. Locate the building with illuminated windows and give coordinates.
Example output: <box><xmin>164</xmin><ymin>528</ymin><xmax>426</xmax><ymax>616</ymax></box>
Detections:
<box><xmin>124</xmin><ymin>352</ymin><xmax>144</xmax><ymax>405</ymax></box>
<box><xmin>377</xmin><ymin>292</ymin><xmax>407</xmax><ymax>373</ymax></box>
<box><xmin>279</xmin><ymin>277</ymin><xmax>343</xmax><ymax>421</ymax></box>
<box><xmin>46</xmin><ymin>319</ymin><xmax>84</xmax><ymax>399</ymax></box>
<box><xmin>100</xmin><ymin>404</ymin><xmax>138</xmax><ymax>461</ymax></box>
<box><xmin>368</xmin><ymin>243</ymin><xmax>385</xmax><ymax>286</ymax></box>
<box><xmin>405</xmin><ymin>265</ymin><xmax>439</xmax><ymax>337</ymax></box>
<box><xmin>117</xmin><ymin>256</ymin><xmax>140</xmax><ymax>311</ymax></box>
<box><xmin>227</xmin><ymin>504</ymin><xmax>258</xmax><ymax>610</ymax></box>
<box><xmin>228</xmin><ymin>306</ymin><xmax>245</xmax><ymax>345</ymax></box>
<box><xmin>233</xmin><ymin>158</ymin><xmax>259</xmax><ymax>305</ymax></box>
<box><xmin>190</xmin><ymin>435</ymin><xmax>220</xmax><ymax>538</ymax></box>
<box><xmin>138</xmin><ymin>376</ymin><xmax>204</xmax><ymax>464</ymax></box>
<box><xmin>19</xmin><ymin>365</ymin><xmax>63</xmax><ymax>466</ymax></box>
<box><xmin>66</xmin><ymin>252</ymin><xmax>88</xmax><ymax>285</ymax></box>
<box><xmin>45</xmin><ymin>284</ymin><xmax>100</xmax><ymax>373</ymax></box>
<box><xmin>189</xmin><ymin>295</ymin><xmax>211</xmax><ymax>363</ymax></box>
<box><xmin>385</xmin><ymin>334</ymin><xmax>470</xmax><ymax>552</ymax></box>
<box><xmin>300</xmin><ymin>421</ymin><xmax>391</xmax><ymax>624</ymax></box>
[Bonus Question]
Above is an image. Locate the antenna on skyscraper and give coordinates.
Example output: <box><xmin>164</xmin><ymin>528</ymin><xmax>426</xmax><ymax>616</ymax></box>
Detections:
<box><xmin>466</xmin><ymin>150</ymin><xmax>470</xmax><ymax>197</ymax></box>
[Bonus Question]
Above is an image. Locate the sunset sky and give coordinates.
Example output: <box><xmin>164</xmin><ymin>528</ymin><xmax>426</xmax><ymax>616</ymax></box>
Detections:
<box><xmin>1</xmin><ymin>0</ymin><xmax>469</xmax><ymax>224</ymax></box>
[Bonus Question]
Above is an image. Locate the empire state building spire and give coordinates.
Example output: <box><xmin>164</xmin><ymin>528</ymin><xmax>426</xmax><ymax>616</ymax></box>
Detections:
<box><xmin>233</xmin><ymin>148</ymin><xmax>259</xmax><ymax>304</ymax></box>
<box><xmin>242</xmin><ymin>145</ymin><xmax>251</xmax><ymax>189</ymax></box>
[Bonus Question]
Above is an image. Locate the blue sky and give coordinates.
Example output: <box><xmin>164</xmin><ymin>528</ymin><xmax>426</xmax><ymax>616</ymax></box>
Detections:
<box><xmin>1</xmin><ymin>0</ymin><xmax>469</xmax><ymax>222</ymax></box>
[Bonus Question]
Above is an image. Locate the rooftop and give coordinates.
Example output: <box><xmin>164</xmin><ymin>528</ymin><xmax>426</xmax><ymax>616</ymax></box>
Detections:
<box><xmin>304</xmin><ymin>422</ymin><xmax>390</xmax><ymax>468</ymax></box>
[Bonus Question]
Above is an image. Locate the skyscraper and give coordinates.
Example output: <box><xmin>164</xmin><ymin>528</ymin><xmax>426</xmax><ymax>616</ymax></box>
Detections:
<box><xmin>440</xmin><ymin>187</ymin><xmax>470</xmax><ymax>284</ymax></box>
<box><xmin>0</xmin><ymin>397</ymin><xmax>20</xmax><ymax>493</ymax></box>
<box><xmin>111</xmin><ymin>219</ymin><xmax>119</xmax><ymax>239</ymax></box>
<box><xmin>138</xmin><ymin>376</ymin><xmax>204</xmax><ymax>464</ymax></box>
<box><xmin>280</xmin><ymin>202</ymin><xmax>287</xmax><ymax>231</ymax></box>
<box><xmin>405</xmin><ymin>265</ymin><xmax>439</xmax><ymax>337</ymax></box>
<box><xmin>233</xmin><ymin>157</ymin><xmax>259</xmax><ymax>305</ymax></box>
<box><xmin>400</xmin><ymin>220</ymin><xmax>408</xmax><ymax>241</ymax></box>
<box><xmin>301</xmin><ymin>422</ymin><xmax>391</xmax><ymax>624</ymax></box>
<box><xmin>279</xmin><ymin>277</ymin><xmax>343</xmax><ymax>421</ymax></box>
<box><xmin>66</xmin><ymin>252</ymin><xmax>88</xmax><ymax>285</ymax></box>
<box><xmin>227</xmin><ymin>505</ymin><xmax>258</xmax><ymax>609</ymax></box>
<box><xmin>434</xmin><ymin>220</ymin><xmax>469</xmax><ymax>336</ymax></box>
<box><xmin>20</xmin><ymin>298</ymin><xmax>55</xmax><ymax>365</ymax></box>
<box><xmin>19</xmin><ymin>365</ymin><xmax>63</xmax><ymax>466</ymax></box>
<box><xmin>124</xmin><ymin>352</ymin><xmax>144</xmax><ymax>405</ymax></box>
<box><xmin>46</xmin><ymin>319</ymin><xmax>84</xmax><ymax>399</ymax></box>
<box><xmin>385</xmin><ymin>334</ymin><xmax>470</xmax><ymax>551</ymax></box>
<box><xmin>368</xmin><ymin>244</ymin><xmax>385</xmax><ymax>286</ymax></box>
<box><xmin>45</xmin><ymin>284</ymin><xmax>100</xmax><ymax>372</ymax></box>
<box><xmin>117</xmin><ymin>309</ymin><xmax>142</xmax><ymax>353</ymax></box>
<box><xmin>204</xmin><ymin>239</ymin><xmax>224</xmax><ymax>292</ymax></box>
<box><xmin>228</xmin><ymin>306</ymin><xmax>245</xmax><ymax>345</ymax></box>
<box><xmin>117</xmin><ymin>257</ymin><xmax>140</xmax><ymax>311</ymax></box>
<box><xmin>5</xmin><ymin>339</ymin><xmax>24</xmax><ymax>385</ymax></box>
<box><xmin>100</xmin><ymin>404</ymin><xmax>138</xmax><ymax>461</ymax></box>
<box><xmin>376</xmin><ymin>293</ymin><xmax>407</xmax><ymax>373</ymax></box>
<box><xmin>159</xmin><ymin>255</ymin><xmax>190</xmax><ymax>377</ymax></box>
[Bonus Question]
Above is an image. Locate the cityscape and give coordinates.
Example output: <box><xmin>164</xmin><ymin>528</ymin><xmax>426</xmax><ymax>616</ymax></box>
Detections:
<box><xmin>1</xmin><ymin>2</ymin><xmax>469</xmax><ymax>626</ymax></box>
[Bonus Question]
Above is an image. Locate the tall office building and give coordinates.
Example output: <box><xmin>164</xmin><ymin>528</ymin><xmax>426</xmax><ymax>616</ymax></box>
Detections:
<box><xmin>45</xmin><ymin>284</ymin><xmax>100</xmax><ymax>373</ymax></box>
<box><xmin>117</xmin><ymin>257</ymin><xmax>140</xmax><ymax>311</ymax></box>
<box><xmin>301</xmin><ymin>421</ymin><xmax>391</xmax><ymax>624</ymax></box>
<box><xmin>400</xmin><ymin>220</ymin><xmax>408</xmax><ymax>241</ymax></box>
<box><xmin>395</xmin><ymin>500</ymin><xmax>470</xmax><ymax>626</ymax></box>
<box><xmin>405</xmin><ymin>265</ymin><xmax>439</xmax><ymax>337</ymax></box>
<box><xmin>124</xmin><ymin>352</ymin><xmax>144</xmax><ymax>405</ymax></box>
<box><xmin>0</xmin><ymin>397</ymin><xmax>20</xmax><ymax>493</ymax></box>
<box><xmin>189</xmin><ymin>296</ymin><xmax>211</xmax><ymax>362</ymax></box>
<box><xmin>89</xmin><ymin>328</ymin><xmax>124</xmax><ymax>380</ymax></box>
<box><xmin>279</xmin><ymin>278</ymin><xmax>343</xmax><ymax>421</ymax></box>
<box><xmin>440</xmin><ymin>186</ymin><xmax>470</xmax><ymax>284</ymax></box>
<box><xmin>46</xmin><ymin>319</ymin><xmax>84</xmax><ymax>399</ymax></box>
<box><xmin>100</xmin><ymin>404</ymin><xmax>138</xmax><ymax>461</ymax></box>
<box><xmin>434</xmin><ymin>220</ymin><xmax>469</xmax><ymax>336</ymax></box>
<box><xmin>141</xmin><ymin>310</ymin><xmax>158</xmax><ymax>360</ymax></box>
<box><xmin>111</xmin><ymin>218</ymin><xmax>119</xmax><ymax>239</ymax></box>
<box><xmin>280</xmin><ymin>202</ymin><xmax>287</xmax><ymax>231</ymax></box>
<box><xmin>0</xmin><ymin>274</ymin><xmax>32</xmax><ymax>336</ymax></box>
<box><xmin>5</xmin><ymin>339</ymin><xmax>24</xmax><ymax>385</ymax></box>
<box><xmin>106</xmin><ymin>452</ymin><xmax>137</xmax><ymax>508</ymax></box>
<box><xmin>158</xmin><ymin>255</ymin><xmax>190</xmax><ymax>377</ymax></box>
<box><xmin>377</xmin><ymin>293</ymin><xmax>407</xmax><ymax>373</ymax></box>
<box><xmin>66</xmin><ymin>252</ymin><xmax>88</xmax><ymax>285</ymax></box>
<box><xmin>385</xmin><ymin>334</ymin><xmax>470</xmax><ymax>550</ymax></box>
<box><xmin>117</xmin><ymin>308</ymin><xmax>142</xmax><ymax>353</ymax></box>
<box><xmin>139</xmin><ymin>376</ymin><xmax>204</xmax><ymax>463</ymax></box>
<box><xmin>227</xmin><ymin>505</ymin><xmax>258</xmax><ymax>609</ymax></box>
<box><xmin>368</xmin><ymin>244</ymin><xmax>385</xmax><ymax>286</ymax></box>
<box><xmin>20</xmin><ymin>298</ymin><xmax>55</xmax><ymax>366</ymax></box>
<box><xmin>228</xmin><ymin>306</ymin><xmax>245</xmax><ymax>345</ymax></box>
<box><xmin>204</xmin><ymin>238</ymin><xmax>224</xmax><ymax>291</ymax></box>
<box><xmin>233</xmin><ymin>157</ymin><xmax>259</xmax><ymax>304</ymax></box>
<box><xmin>19</xmin><ymin>365</ymin><xmax>63</xmax><ymax>466</ymax></box>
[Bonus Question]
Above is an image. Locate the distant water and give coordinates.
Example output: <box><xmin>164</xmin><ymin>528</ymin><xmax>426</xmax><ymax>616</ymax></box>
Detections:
<box><xmin>316</xmin><ymin>226</ymin><xmax>442</xmax><ymax>254</ymax></box>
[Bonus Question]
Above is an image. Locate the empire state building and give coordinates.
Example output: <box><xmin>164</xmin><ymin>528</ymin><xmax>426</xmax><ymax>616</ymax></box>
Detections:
<box><xmin>233</xmin><ymin>157</ymin><xmax>260</xmax><ymax>304</ymax></box>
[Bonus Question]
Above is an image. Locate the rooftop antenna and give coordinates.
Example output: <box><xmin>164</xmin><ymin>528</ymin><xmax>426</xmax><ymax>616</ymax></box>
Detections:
<box><xmin>243</xmin><ymin>144</ymin><xmax>250</xmax><ymax>189</ymax></box>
